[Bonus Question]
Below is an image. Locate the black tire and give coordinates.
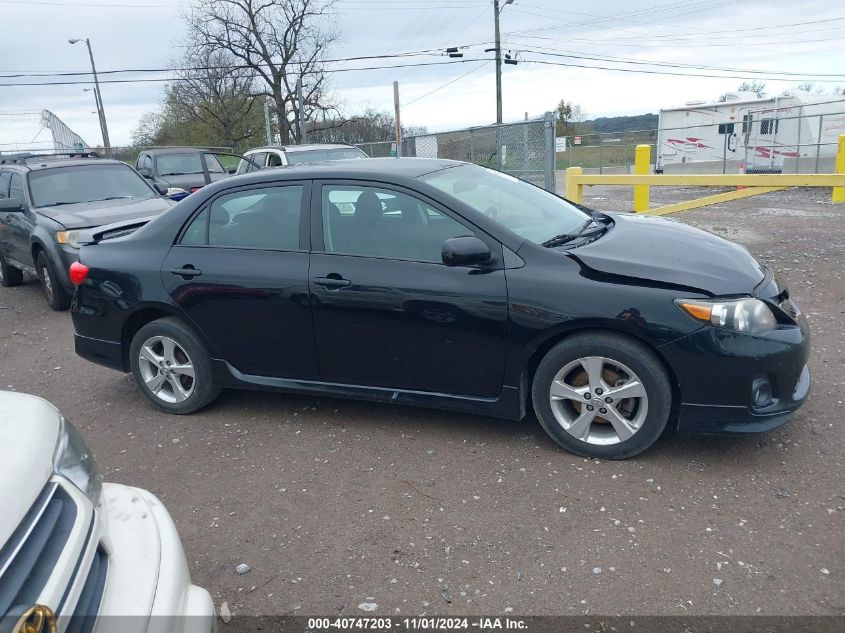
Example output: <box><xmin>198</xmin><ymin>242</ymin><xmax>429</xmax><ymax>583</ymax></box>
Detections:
<box><xmin>0</xmin><ymin>252</ymin><xmax>24</xmax><ymax>287</ymax></box>
<box><xmin>129</xmin><ymin>316</ymin><xmax>220</xmax><ymax>414</ymax></box>
<box><xmin>531</xmin><ymin>331</ymin><xmax>672</xmax><ymax>459</ymax></box>
<box><xmin>35</xmin><ymin>250</ymin><xmax>71</xmax><ymax>311</ymax></box>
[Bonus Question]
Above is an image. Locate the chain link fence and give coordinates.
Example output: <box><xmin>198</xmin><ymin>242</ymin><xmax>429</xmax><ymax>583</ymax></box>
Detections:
<box><xmin>354</xmin><ymin>113</ymin><xmax>557</xmax><ymax>192</ymax></box>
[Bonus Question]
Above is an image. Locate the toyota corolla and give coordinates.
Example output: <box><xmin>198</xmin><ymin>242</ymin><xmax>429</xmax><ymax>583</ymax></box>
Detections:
<box><xmin>69</xmin><ymin>159</ymin><xmax>810</xmax><ymax>459</ymax></box>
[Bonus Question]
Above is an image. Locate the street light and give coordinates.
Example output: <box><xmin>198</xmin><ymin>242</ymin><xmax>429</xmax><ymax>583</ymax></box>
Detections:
<box><xmin>493</xmin><ymin>0</ymin><xmax>515</xmax><ymax>124</ymax></box>
<box><xmin>69</xmin><ymin>38</ymin><xmax>110</xmax><ymax>154</ymax></box>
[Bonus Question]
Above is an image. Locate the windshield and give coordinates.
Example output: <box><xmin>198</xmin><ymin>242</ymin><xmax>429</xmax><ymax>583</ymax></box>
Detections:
<box><xmin>29</xmin><ymin>164</ymin><xmax>155</xmax><ymax>207</ymax></box>
<box><xmin>285</xmin><ymin>147</ymin><xmax>368</xmax><ymax>165</ymax></box>
<box><xmin>419</xmin><ymin>164</ymin><xmax>590</xmax><ymax>244</ymax></box>
<box><xmin>156</xmin><ymin>152</ymin><xmax>224</xmax><ymax>176</ymax></box>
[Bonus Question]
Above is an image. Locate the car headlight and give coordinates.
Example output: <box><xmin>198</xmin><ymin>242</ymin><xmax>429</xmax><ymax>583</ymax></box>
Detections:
<box><xmin>675</xmin><ymin>297</ymin><xmax>777</xmax><ymax>334</ymax></box>
<box><xmin>53</xmin><ymin>417</ymin><xmax>101</xmax><ymax>504</ymax></box>
<box><xmin>56</xmin><ymin>230</ymin><xmax>83</xmax><ymax>249</ymax></box>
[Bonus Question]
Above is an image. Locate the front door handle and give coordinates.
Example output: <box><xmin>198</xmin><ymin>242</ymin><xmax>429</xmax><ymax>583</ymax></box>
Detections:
<box><xmin>313</xmin><ymin>276</ymin><xmax>351</xmax><ymax>289</ymax></box>
<box><xmin>170</xmin><ymin>266</ymin><xmax>202</xmax><ymax>279</ymax></box>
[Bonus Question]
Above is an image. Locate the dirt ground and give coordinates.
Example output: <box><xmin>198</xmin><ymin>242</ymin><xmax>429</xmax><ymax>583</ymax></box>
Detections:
<box><xmin>0</xmin><ymin>187</ymin><xmax>842</xmax><ymax>618</ymax></box>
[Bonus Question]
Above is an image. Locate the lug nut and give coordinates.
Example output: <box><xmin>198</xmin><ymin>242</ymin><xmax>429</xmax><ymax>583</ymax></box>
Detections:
<box><xmin>586</xmin><ymin>405</ymin><xmax>594</xmax><ymax>411</ymax></box>
<box><xmin>605</xmin><ymin>397</ymin><xmax>612</xmax><ymax>403</ymax></box>
<box><xmin>599</xmin><ymin>407</ymin><xmax>607</xmax><ymax>414</ymax></box>
<box><xmin>595</xmin><ymin>388</ymin><xmax>603</xmax><ymax>395</ymax></box>
<box><xmin>584</xmin><ymin>393</ymin><xmax>591</xmax><ymax>400</ymax></box>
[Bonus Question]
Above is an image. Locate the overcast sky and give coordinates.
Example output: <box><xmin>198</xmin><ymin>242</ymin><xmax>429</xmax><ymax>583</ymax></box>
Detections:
<box><xmin>1</xmin><ymin>0</ymin><xmax>843</xmax><ymax>146</ymax></box>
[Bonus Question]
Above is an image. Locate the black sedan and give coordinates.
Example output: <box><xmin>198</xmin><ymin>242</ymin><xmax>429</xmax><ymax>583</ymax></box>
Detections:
<box><xmin>69</xmin><ymin>159</ymin><xmax>810</xmax><ymax>459</ymax></box>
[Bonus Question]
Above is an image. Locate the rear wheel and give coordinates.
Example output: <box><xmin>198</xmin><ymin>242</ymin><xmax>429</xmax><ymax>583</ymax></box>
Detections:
<box><xmin>129</xmin><ymin>317</ymin><xmax>220</xmax><ymax>414</ymax></box>
<box><xmin>36</xmin><ymin>251</ymin><xmax>71</xmax><ymax>310</ymax></box>
<box><xmin>531</xmin><ymin>332</ymin><xmax>672</xmax><ymax>459</ymax></box>
<box><xmin>0</xmin><ymin>252</ymin><xmax>24</xmax><ymax>287</ymax></box>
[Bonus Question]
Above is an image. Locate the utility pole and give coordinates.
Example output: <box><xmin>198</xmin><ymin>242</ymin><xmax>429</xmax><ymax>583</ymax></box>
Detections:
<box><xmin>296</xmin><ymin>77</ymin><xmax>308</xmax><ymax>143</ymax></box>
<box><xmin>393</xmin><ymin>81</ymin><xmax>402</xmax><ymax>157</ymax></box>
<box><xmin>263</xmin><ymin>99</ymin><xmax>273</xmax><ymax>145</ymax></box>
<box><xmin>493</xmin><ymin>0</ymin><xmax>514</xmax><ymax>124</ymax></box>
<box><xmin>69</xmin><ymin>38</ymin><xmax>110</xmax><ymax>154</ymax></box>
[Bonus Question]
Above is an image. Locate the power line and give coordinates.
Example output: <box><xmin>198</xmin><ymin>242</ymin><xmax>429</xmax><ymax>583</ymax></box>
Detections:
<box><xmin>403</xmin><ymin>60</ymin><xmax>492</xmax><ymax>107</ymax></box>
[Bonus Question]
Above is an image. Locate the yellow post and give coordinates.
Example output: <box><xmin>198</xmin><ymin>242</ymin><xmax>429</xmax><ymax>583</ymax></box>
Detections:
<box><xmin>833</xmin><ymin>134</ymin><xmax>845</xmax><ymax>203</ymax></box>
<box><xmin>565</xmin><ymin>166</ymin><xmax>583</xmax><ymax>204</ymax></box>
<box><xmin>633</xmin><ymin>144</ymin><xmax>650</xmax><ymax>212</ymax></box>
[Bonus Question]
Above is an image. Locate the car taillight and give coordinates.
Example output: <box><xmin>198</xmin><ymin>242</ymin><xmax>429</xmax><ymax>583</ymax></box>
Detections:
<box><xmin>190</xmin><ymin>186</ymin><xmax>202</xmax><ymax>193</ymax></box>
<box><xmin>69</xmin><ymin>261</ymin><xmax>89</xmax><ymax>286</ymax></box>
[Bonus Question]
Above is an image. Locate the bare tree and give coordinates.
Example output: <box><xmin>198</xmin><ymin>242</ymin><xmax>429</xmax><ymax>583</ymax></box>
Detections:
<box><xmin>187</xmin><ymin>0</ymin><xmax>339</xmax><ymax>144</ymax></box>
<box><xmin>168</xmin><ymin>47</ymin><xmax>263</xmax><ymax>149</ymax></box>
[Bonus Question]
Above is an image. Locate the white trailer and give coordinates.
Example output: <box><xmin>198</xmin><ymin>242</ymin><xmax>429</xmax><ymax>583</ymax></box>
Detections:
<box><xmin>656</xmin><ymin>91</ymin><xmax>845</xmax><ymax>173</ymax></box>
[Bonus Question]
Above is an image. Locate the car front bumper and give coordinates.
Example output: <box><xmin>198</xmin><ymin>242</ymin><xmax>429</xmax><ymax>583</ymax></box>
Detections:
<box><xmin>659</xmin><ymin>313</ymin><xmax>811</xmax><ymax>434</ymax></box>
<box><xmin>95</xmin><ymin>483</ymin><xmax>216</xmax><ymax>633</ymax></box>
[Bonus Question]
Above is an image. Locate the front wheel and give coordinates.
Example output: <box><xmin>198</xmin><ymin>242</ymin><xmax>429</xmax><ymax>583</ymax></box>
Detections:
<box><xmin>531</xmin><ymin>332</ymin><xmax>672</xmax><ymax>459</ymax></box>
<box><xmin>36</xmin><ymin>251</ymin><xmax>71</xmax><ymax>311</ymax></box>
<box><xmin>129</xmin><ymin>317</ymin><xmax>220</xmax><ymax>414</ymax></box>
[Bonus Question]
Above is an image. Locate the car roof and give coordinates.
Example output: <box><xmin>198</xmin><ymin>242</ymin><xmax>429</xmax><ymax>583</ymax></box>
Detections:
<box><xmin>232</xmin><ymin>157</ymin><xmax>460</xmax><ymax>182</ymax></box>
<box><xmin>12</xmin><ymin>158</ymin><xmax>127</xmax><ymax>172</ymax></box>
<box><xmin>246</xmin><ymin>143</ymin><xmax>358</xmax><ymax>154</ymax></box>
<box><xmin>142</xmin><ymin>147</ymin><xmax>213</xmax><ymax>155</ymax></box>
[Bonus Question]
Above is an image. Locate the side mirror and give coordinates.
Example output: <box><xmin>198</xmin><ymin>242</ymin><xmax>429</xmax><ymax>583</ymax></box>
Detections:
<box><xmin>0</xmin><ymin>198</ymin><xmax>24</xmax><ymax>213</ymax></box>
<box><xmin>138</xmin><ymin>167</ymin><xmax>152</xmax><ymax>178</ymax></box>
<box><xmin>152</xmin><ymin>180</ymin><xmax>169</xmax><ymax>196</ymax></box>
<box><xmin>442</xmin><ymin>236</ymin><xmax>491</xmax><ymax>267</ymax></box>
<box><xmin>227</xmin><ymin>165</ymin><xmax>237</xmax><ymax>174</ymax></box>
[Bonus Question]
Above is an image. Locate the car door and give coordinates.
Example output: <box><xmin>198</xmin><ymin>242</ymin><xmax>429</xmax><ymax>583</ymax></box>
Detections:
<box><xmin>309</xmin><ymin>181</ymin><xmax>509</xmax><ymax>397</ymax></box>
<box><xmin>3</xmin><ymin>172</ymin><xmax>35</xmax><ymax>267</ymax></box>
<box><xmin>161</xmin><ymin>181</ymin><xmax>318</xmax><ymax>379</ymax></box>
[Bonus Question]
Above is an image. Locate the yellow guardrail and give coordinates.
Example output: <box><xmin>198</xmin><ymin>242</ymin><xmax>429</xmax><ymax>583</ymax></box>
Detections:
<box><xmin>565</xmin><ymin>134</ymin><xmax>845</xmax><ymax>215</ymax></box>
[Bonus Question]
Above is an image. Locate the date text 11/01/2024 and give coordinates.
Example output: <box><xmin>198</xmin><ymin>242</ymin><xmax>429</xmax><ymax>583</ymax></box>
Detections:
<box><xmin>306</xmin><ymin>617</ymin><xmax>528</xmax><ymax>630</ymax></box>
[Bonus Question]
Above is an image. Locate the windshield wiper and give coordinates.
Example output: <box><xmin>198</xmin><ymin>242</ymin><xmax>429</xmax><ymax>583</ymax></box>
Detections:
<box><xmin>541</xmin><ymin>218</ymin><xmax>601</xmax><ymax>248</ymax></box>
<box><xmin>160</xmin><ymin>171</ymin><xmax>201</xmax><ymax>176</ymax></box>
<box><xmin>41</xmin><ymin>201</ymin><xmax>81</xmax><ymax>207</ymax></box>
<box><xmin>86</xmin><ymin>196</ymin><xmax>133</xmax><ymax>202</ymax></box>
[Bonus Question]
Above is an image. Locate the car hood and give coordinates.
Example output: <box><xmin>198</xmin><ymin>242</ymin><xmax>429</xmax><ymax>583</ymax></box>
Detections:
<box><xmin>158</xmin><ymin>172</ymin><xmax>228</xmax><ymax>190</ymax></box>
<box><xmin>36</xmin><ymin>196</ymin><xmax>174</xmax><ymax>230</ymax></box>
<box><xmin>568</xmin><ymin>212</ymin><xmax>766</xmax><ymax>296</ymax></box>
<box><xmin>0</xmin><ymin>392</ymin><xmax>61</xmax><ymax>549</ymax></box>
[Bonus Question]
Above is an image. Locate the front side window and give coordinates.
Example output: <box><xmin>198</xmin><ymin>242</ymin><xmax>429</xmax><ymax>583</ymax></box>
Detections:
<box><xmin>28</xmin><ymin>164</ymin><xmax>155</xmax><ymax>207</ymax></box>
<box><xmin>322</xmin><ymin>185</ymin><xmax>471</xmax><ymax>263</ymax></box>
<box><xmin>419</xmin><ymin>164</ymin><xmax>590</xmax><ymax>245</ymax></box>
<box><xmin>155</xmin><ymin>152</ymin><xmax>222</xmax><ymax>177</ymax></box>
<box><xmin>0</xmin><ymin>172</ymin><xmax>11</xmax><ymax>198</ymax></box>
<box><xmin>180</xmin><ymin>185</ymin><xmax>303</xmax><ymax>250</ymax></box>
<box><xmin>9</xmin><ymin>174</ymin><xmax>24</xmax><ymax>205</ymax></box>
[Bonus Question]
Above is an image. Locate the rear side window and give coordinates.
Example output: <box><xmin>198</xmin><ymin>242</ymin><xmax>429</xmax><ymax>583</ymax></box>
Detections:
<box><xmin>0</xmin><ymin>172</ymin><xmax>11</xmax><ymax>198</ymax></box>
<box><xmin>268</xmin><ymin>153</ymin><xmax>283</xmax><ymax>167</ymax></box>
<box><xmin>9</xmin><ymin>174</ymin><xmax>24</xmax><ymax>205</ymax></box>
<box><xmin>238</xmin><ymin>152</ymin><xmax>268</xmax><ymax>175</ymax></box>
<box><xmin>180</xmin><ymin>185</ymin><xmax>303</xmax><ymax>250</ymax></box>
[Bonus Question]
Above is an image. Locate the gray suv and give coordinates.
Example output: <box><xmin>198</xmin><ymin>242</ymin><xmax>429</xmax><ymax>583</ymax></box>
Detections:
<box><xmin>0</xmin><ymin>153</ymin><xmax>173</xmax><ymax>310</ymax></box>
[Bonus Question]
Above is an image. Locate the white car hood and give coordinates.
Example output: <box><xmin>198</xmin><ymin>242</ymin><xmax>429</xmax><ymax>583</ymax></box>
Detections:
<box><xmin>0</xmin><ymin>392</ymin><xmax>61</xmax><ymax>548</ymax></box>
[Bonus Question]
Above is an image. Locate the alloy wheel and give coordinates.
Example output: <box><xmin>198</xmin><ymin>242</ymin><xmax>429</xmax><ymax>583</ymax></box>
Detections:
<box><xmin>39</xmin><ymin>264</ymin><xmax>53</xmax><ymax>302</ymax></box>
<box><xmin>137</xmin><ymin>336</ymin><xmax>196</xmax><ymax>404</ymax></box>
<box><xmin>548</xmin><ymin>356</ymin><xmax>649</xmax><ymax>446</ymax></box>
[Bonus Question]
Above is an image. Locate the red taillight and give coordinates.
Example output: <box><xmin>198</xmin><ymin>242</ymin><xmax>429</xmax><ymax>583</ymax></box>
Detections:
<box><xmin>190</xmin><ymin>186</ymin><xmax>202</xmax><ymax>193</ymax></box>
<box><xmin>69</xmin><ymin>261</ymin><xmax>89</xmax><ymax>286</ymax></box>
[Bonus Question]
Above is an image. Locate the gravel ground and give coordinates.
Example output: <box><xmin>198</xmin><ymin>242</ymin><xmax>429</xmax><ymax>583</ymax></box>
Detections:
<box><xmin>0</xmin><ymin>187</ymin><xmax>842</xmax><ymax>619</ymax></box>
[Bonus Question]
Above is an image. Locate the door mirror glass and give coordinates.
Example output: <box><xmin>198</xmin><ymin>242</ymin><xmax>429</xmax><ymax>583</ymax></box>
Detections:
<box><xmin>0</xmin><ymin>198</ymin><xmax>24</xmax><ymax>213</ymax></box>
<box><xmin>442</xmin><ymin>236</ymin><xmax>490</xmax><ymax>267</ymax></box>
<box><xmin>138</xmin><ymin>167</ymin><xmax>152</xmax><ymax>178</ymax></box>
<box><xmin>152</xmin><ymin>180</ymin><xmax>170</xmax><ymax>196</ymax></box>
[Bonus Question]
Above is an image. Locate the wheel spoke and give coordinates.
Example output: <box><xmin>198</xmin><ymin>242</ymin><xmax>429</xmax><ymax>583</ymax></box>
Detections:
<box><xmin>161</xmin><ymin>338</ymin><xmax>178</xmax><ymax>365</ymax></box>
<box><xmin>565</xmin><ymin>408</ymin><xmax>598</xmax><ymax>441</ymax></box>
<box><xmin>580</xmin><ymin>356</ymin><xmax>606</xmax><ymax>392</ymax></box>
<box><xmin>140</xmin><ymin>344</ymin><xmax>161</xmax><ymax>367</ymax></box>
<box><xmin>169</xmin><ymin>377</ymin><xmax>189</xmax><ymax>403</ymax></box>
<box><xmin>170</xmin><ymin>363</ymin><xmax>194</xmax><ymax>378</ymax></box>
<box><xmin>550</xmin><ymin>380</ymin><xmax>588</xmax><ymax>402</ymax></box>
<box><xmin>146</xmin><ymin>372</ymin><xmax>167</xmax><ymax>394</ymax></box>
<box><xmin>604</xmin><ymin>406</ymin><xmax>638</xmax><ymax>442</ymax></box>
<box><xmin>605</xmin><ymin>380</ymin><xmax>646</xmax><ymax>401</ymax></box>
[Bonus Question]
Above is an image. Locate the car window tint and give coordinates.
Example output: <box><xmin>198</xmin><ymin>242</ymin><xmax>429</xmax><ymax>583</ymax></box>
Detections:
<box><xmin>8</xmin><ymin>174</ymin><xmax>24</xmax><ymax>204</ymax></box>
<box><xmin>267</xmin><ymin>153</ymin><xmax>283</xmax><ymax>167</ymax></box>
<box><xmin>322</xmin><ymin>185</ymin><xmax>471</xmax><ymax>263</ymax></box>
<box><xmin>180</xmin><ymin>208</ymin><xmax>208</xmax><ymax>246</ymax></box>
<box><xmin>205</xmin><ymin>185</ymin><xmax>303</xmax><ymax>250</ymax></box>
<box><xmin>0</xmin><ymin>172</ymin><xmax>11</xmax><ymax>198</ymax></box>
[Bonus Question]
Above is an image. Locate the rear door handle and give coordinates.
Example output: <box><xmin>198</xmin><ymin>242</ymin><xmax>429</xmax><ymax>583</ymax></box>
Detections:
<box><xmin>170</xmin><ymin>266</ymin><xmax>202</xmax><ymax>279</ymax></box>
<box><xmin>313</xmin><ymin>276</ymin><xmax>351</xmax><ymax>289</ymax></box>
